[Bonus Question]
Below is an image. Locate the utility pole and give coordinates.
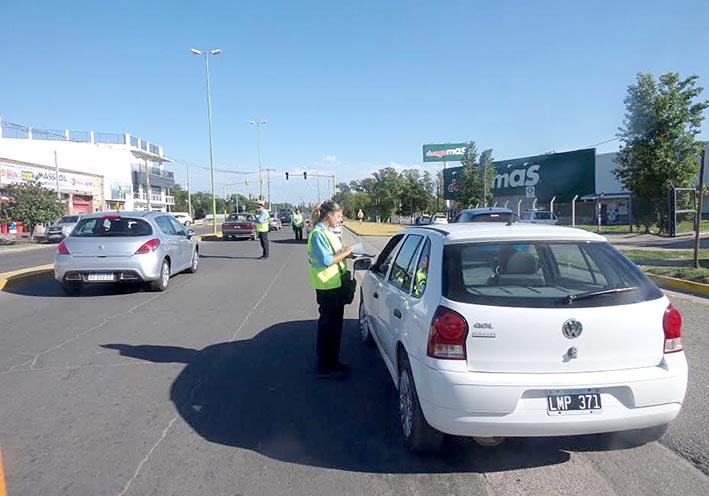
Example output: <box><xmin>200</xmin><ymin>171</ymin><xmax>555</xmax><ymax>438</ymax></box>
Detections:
<box><xmin>54</xmin><ymin>151</ymin><xmax>60</xmax><ymax>200</ymax></box>
<box><xmin>263</xmin><ymin>168</ymin><xmax>277</xmax><ymax>210</ymax></box>
<box><xmin>694</xmin><ymin>148</ymin><xmax>706</xmax><ymax>269</ymax></box>
<box><xmin>186</xmin><ymin>162</ymin><xmax>192</xmax><ymax>218</ymax></box>
<box><xmin>145</xmin><ymin>158</ymin><xmax>152</xmax><ymax>211</ymax></box>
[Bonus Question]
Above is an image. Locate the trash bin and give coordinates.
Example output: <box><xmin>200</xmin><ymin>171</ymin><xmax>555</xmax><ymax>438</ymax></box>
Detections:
<box><xmin>0</xmin><ymin>224</ymin><xmax>7</xmax><ymax>234</ymax></box>
<box><xmin>8</xmin><ymin>222</ymin><xmax>17</xmax><ymax>234</ymax></box>
<box><xmin>16</xmin><ymin>222</ymin><xmax>23</xmax><ymax>234</ymax></box>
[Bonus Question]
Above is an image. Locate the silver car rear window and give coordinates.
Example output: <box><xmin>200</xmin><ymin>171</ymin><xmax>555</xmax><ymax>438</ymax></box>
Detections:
<box><xmin>72</xmin><ymin>217</ymin><xmax>153</xmax><ymax>237</ymax></box>
<box><xmin>443</xmin><ymin>241</ymin><xmax>662</xmax><ymax>308</ymax></box>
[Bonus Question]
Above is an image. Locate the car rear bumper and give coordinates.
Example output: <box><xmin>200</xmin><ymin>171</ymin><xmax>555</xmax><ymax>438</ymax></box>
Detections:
<box><xmin>222</xmin><ymin>229</ymin><xmax>255</xmax><ymax>237</ymax></box>
<box><xmin>409</xmin><ymin>353</ymin><xmax>687</xmax><ymax>437</ymax></box>
<box><xmin>54</xmin><ymin>253</ymin><xmax>163</xmax><ymax>283</ymax></box>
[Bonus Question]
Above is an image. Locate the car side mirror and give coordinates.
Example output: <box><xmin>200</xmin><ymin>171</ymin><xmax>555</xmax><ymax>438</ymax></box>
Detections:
<box><xmin>186</xmin><ymin>229</ymin><xmax>196</xmax><ymax>238</ymax></box>
<box><xmin>353</xmin><ymin>257</ymin><xmax>372</xmax><ymax>271</ymax></box>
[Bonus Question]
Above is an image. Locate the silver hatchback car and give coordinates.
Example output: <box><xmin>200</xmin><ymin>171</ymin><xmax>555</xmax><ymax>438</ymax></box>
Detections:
<box><xmin>54</xmin><ymin>211</ymin><xmax>199</xmax><ymax>294</ymax></box>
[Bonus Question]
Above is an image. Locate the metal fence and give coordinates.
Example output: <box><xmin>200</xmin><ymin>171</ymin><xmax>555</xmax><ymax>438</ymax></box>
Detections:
<box><xmin>94</xmin><ymin>132</ymin><xmax>125</xmax><ymax>145</ymax></box>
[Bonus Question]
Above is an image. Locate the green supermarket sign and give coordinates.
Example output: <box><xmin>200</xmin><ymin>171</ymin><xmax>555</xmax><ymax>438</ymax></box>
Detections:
<box><xmin>423</xmin><ymin>143</ymin><xmax>467</xmax><ymax>163</ymax></box>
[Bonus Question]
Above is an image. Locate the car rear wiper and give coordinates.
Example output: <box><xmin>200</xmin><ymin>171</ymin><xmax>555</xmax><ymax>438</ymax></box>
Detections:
<box><xmin>564</xmin><ymin>287</ymin><xmax>638</xmax><ymax>305</ymax></box>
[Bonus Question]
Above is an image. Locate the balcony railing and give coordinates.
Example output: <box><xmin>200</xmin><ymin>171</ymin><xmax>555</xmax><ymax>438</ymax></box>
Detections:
<box><xmin>131</xmin><ymin>164</ymin><xmax>174</xmax><ymax>179</ymax></box>
<box><xmin>133</xmin><ymin>193</ymin><xmax>175</xmax><ymax>205</ymax></box>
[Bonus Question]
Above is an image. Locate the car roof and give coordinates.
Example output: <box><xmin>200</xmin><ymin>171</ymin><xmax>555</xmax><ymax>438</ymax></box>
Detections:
<box><xmin>459</xmin><ymin>207</ymin><xmax>515</xmax><ymax>214</ymax></box>
<box><xmin>80</xmin><ymin>211</ymin><xmax>159</xmax><ymax>219</ymax></box>
<box><xmin>402</xmin><ymin>223</ymin><xmax>606</xmax><ymax>244</ymax></box>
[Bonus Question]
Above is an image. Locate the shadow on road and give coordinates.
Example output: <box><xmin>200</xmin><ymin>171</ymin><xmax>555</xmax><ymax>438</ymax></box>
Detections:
<box><xmin>101</xmin><ymin>319</ymin><xmax>594</xmax><ymax>474</ymax></box>
<box><xmin>199</xmin><ymin>255</ymin><xmax>260</xmax><ymax>260</ymax></box>
<box><xmin>1</xmin><ymin>278</ymin><xmax>177</xmax><ymax>298</ymax></box>
<box><xmin>272</xmin><ymin>239</ymin><xmax>306</xmax><ymax>245</ymax></box>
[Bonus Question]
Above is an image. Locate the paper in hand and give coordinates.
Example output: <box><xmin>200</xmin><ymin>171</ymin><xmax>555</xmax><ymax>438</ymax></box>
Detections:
<box><xmin>350</xmin><ymin>243</ymin><xmax>374</xmax><ymax>257</ymax></box>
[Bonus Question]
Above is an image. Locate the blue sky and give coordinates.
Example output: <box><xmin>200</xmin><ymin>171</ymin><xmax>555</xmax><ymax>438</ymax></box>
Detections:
<box><xmin>2</xmin><ymin>0</ymin><xmax>709</xmax><ymax>204</ymax></box>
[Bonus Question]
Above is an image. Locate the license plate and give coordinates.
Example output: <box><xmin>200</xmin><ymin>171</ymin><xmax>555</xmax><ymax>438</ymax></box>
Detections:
<box><xmin>87</xmin><ymin>273</ymin><xmax>115</xmax><ymax>282</ymax></box>
<box><xmin>547</xmin><ymin>391</ymin><xmax>602</xmax><ymax>415</ymax></box>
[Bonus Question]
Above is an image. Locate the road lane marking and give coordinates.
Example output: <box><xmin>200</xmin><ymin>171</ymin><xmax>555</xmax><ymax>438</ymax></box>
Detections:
<box><xmin>229</xmin><ymin>250</ymin><xmax>294</xmax><ymax>342</ymax></box>
<box><xmin>117</xmin><ymin>416</ymin><xmax>179</xmax><ymax>496</ymax></box>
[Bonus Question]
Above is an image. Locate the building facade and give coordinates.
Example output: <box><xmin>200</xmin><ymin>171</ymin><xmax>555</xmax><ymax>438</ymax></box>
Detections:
<box><xmin>0</xmin><ymin>119</ymin><xmax>175</xmax><ymax>215</ymax></box>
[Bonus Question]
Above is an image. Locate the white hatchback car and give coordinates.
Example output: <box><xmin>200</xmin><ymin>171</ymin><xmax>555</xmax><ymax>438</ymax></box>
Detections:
<box><xmin>355</xmin><ymin>223</ymin><xmax>687</xmax><ymax>451</ymax></box>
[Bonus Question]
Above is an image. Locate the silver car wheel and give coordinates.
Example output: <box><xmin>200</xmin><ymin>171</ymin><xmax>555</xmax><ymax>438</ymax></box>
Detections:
<box><xmin>359</xmin><ymin>300</ymin><xmax>372</xmax><ymax>343</ymax></box>
<box><xmin>191</xmin><ymin>251</ymin><xmax>199</xmax><ymax>271</ymax></box>
<box><xmin>161</xmin><ymin>261</ymin><xmax>170</xmax><ymax>287</ymax></box>
<box><xmin>399</xmin><ymin>369</ymin><xmax>414</xmax><ymax>439</ymax></box>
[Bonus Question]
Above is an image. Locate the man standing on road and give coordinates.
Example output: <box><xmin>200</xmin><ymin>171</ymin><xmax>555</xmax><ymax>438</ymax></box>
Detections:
<box><xmin>292</xmin><ymin>209</ymin><xmax>304</xmax><ymax>241</ymax></box>
<box><xmin>255</xmin><ymin>202</ymin><xmax>270</xmax><ymax>259</ymax></box>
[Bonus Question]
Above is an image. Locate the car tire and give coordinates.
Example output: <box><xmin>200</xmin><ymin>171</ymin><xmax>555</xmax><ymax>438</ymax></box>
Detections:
<box><xmin>185</xmin><ymin>249</ymin><xmax>199</xmax><ymax>273</ymax></box>
<box><xmin>149</xmin><ymin>259</ymin><xmax>170</xmax><ymax>292</ymax></box>
<box><xmin>184</xmin><ymin>221</ymin><xmax>192</xmax><ymax>227</ymax></box>
<box><xmin>61</xmin><ymin>282</ymin><xmax>82</xmax><ymax>295</ymax></box>
<box><xmin>359</xmin><ymin>298</ymin><xmax>373</xmax><ymax>344</ymax></box>
<box><xmin>398</xmin><ymin>353</ymin><xmax>445</xmax><ymax>452</ymax></box>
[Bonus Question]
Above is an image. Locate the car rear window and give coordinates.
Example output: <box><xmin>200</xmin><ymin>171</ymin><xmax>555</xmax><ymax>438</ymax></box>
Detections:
<box><xmin>471</xmin><ymin>213</ymin><xmax>516</xmax><ymax>223</ymax></box>
<box><xmin>443</xmin><ymin>241</ymin><xmax>662</xmax><ymax>308</ymax></box>
<box><xmin>72</xmin><ymin>217</ymin><xmax>153</xmax><ymax>237</ymax></box>
<box><xmin>59</xmin><ymin>216</ymin><xmax>80</xmax><ymax>223</ymax></box>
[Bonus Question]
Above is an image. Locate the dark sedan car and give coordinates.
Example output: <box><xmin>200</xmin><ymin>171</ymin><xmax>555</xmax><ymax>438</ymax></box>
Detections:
<box><xmin>453</xmin><ymin>207</ymin><xmax>519</xmax><ymax>223</ymax></box>
<box><xmin>222</xmin><ymin>213</ymin><xmax>257</xmax><ymax>240</ymax></box>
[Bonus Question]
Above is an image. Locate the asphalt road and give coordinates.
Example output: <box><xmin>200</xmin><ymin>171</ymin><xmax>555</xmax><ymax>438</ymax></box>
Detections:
<box><xmin>0</xmin><ymin>228</ymin><xmax>707</xmax><ymax>495</ymax></box>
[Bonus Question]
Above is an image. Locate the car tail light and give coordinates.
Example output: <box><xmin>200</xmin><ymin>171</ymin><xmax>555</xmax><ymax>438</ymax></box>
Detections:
<box><xmin>57</xmin><ymin>240</ymin><xmax>70</xmax><ymax>255</ymax></box>
<box><xmin>663</xmin><ymin>304</ymin><xmax>683</xmax><ymax>353</ymax></box>
<box><xmin>427</xmin><ymin>306</ymin><xmax>468</xmax><ymax>360</ymax></box>
<box><xmin>135</xmin><ymin>238</ymin><xmax>161</xmax><ymax>254</ymax></box>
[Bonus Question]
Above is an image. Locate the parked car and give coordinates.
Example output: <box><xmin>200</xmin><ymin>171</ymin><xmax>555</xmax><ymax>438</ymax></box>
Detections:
<box><xmin>521</xmin><ymin>209</ymin><xmax>559</xmax><ymax>225</ymax></box>
<box><xmin>453</xmin><ymin>207</ymin><xmax>519</xmax><ymax>224</ymax></box>
<box><xmin>270</xmin><ymin>212</ymin><xmax>282</xmax><ymax>231</ymax></box>
<box><xmin>431</xmin><ymin>214</ymin><xmax>448</xmax><ymax>225</ymax></box>
<box><xmin>354</xmin><ymin>223</ymin><xmax>687</xmax><ymax>452</ymax></box>
<box><xmin>172</xmin><ymin>212</ymin><xmax>194</xmax><ymax>226</ymax></box>
<box><xmin>45</xmin><ymin>215</ymin><xmax>82</xmax><ymax>242</ymax></box>
<box><xmin>222</xmin><ymin>213</ymin><xmax>257</xmax><ymax>240</ymax></box>
<box><xmin>54</xmin><ymin>211</ymin><xmax>199</xmax><ymax>294</ymax></box>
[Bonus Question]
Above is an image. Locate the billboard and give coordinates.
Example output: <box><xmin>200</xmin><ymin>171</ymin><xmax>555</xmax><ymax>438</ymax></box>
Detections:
<box><xmin>423</xmin><ymin>143</ymin><xmax>467</xmax><ymax>163</ymax></box>
<box><xmin>0</xmin><ymin>161</ymin><xmax>95</xmax><ymax>193</ymax></box>
<box><xmin>443</xmin><ymin>149</ymin><xmax>596</xmax><ymax>202</ymax></box>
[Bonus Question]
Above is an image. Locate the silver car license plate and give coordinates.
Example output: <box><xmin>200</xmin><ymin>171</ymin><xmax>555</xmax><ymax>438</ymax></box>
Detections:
<box><xmin>87</xmin><ymin>273</ymin><xmax>115</xmax><ymax>282</ymax></box>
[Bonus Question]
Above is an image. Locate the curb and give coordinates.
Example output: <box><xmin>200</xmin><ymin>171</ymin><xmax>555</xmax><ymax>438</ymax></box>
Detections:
<box><xmin>0</xmin><ymin>447</ymin><xmax>6</xmax><ymax>496</ymax></box>
<box><xmin>0</xmin><ymin>264</ymin><xmax>54</xmax><ymax>291</ymax></box>
<box><xmin>646</xmin><ymin>273</ymin><xmax>709</xmax><ymax>297</ymax></box>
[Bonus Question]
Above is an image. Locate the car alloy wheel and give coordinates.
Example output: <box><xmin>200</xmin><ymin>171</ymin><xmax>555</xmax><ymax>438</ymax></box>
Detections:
<box><xmin>186</xmin><ymin>250</ymin><xmax>199</xmax><ymax>273</ymax></box>
<box><xmin>359</xmin><ymin>299</ymin><xmax>373</xmax><ymax>344</ymax></box>
<box><xmin>149</xmin><ymin>259</ymin><xmax>170</xmax><ymax>292</ymax></box>
<box><xmin>399</xmin><ymin>368</ymin><xmax>414</xmax><ymax>439</ymax></box>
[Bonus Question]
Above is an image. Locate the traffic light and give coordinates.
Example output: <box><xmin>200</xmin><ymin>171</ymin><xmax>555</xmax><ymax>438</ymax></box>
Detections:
<box><xmin>303</xmin><ymin>171</ymin><xmax>307</xmax><ymax>180</ymax></box>
<box><xmin>285</xmin><ymin>172</ymin><xmax>289</xmax><ymax>180</ymax></box>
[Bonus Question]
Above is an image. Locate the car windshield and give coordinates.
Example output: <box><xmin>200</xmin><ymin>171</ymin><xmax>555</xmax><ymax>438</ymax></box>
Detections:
<box><xmin>443</xmin><ymin>241</ymin><xmax>662</xmax><ymax>308</ymax></box>
<box><xmin>72</xmin><ymin>217</ymin><xmax>153</xmax><ymax>237</ymax></box>
<box><xmin>58</xmin><ymin>216</ymin><xmax>80</xmax><ymax>223</ymax></box>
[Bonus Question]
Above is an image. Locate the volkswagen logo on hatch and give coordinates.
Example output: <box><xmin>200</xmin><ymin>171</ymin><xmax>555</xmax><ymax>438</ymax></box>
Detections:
<box><xmin>562</xmin><ymin>319</ymin><xmax>583</xmax><ymax>339</ymax></box>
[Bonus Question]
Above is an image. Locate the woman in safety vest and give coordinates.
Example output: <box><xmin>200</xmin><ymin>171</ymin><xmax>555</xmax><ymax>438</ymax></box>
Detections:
<box><xmin>307</xmin><ymin>201</ymin><xmax>353</xmax><ymax>380</ymax></box>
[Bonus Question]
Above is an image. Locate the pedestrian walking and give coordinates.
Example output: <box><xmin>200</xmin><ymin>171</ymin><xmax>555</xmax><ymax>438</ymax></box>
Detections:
<box><xmin>307</xmin><ymin>201</ymin><xmax>354</xmax><ymax>380</ymax></box>
<box><xmin>292</xmin><ymin>209</ymin><xmax>304</xmax><ymax>241</ymax></box>
<box><xmin>255</xmin><ymin>202</ymin><xmax>270</xmax><ymax>259</ymax></box>
<box><xmin>357</xmin><ymin>209</ymin><xmax>364</xmax><ymax>223</ymax></box>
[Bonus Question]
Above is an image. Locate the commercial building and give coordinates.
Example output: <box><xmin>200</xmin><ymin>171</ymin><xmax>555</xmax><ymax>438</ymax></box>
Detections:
<box><xmin>0</xmin><ymin>118</ymin><xmax>175</xmax><ymax>215</ymax></box>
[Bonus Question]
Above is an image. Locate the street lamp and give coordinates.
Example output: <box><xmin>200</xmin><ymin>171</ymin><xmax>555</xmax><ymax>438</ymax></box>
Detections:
<box><xmin>191</xmin><ymin>48</ymin><xmax>222</xmax><ymax>234</ymax></box>
<box><xmin>249</xmin><ymin>120</ymin><xmax>267</xmax><ymax>201</ymax></box>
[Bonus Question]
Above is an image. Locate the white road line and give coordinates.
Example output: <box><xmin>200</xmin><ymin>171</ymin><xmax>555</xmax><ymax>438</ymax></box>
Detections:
<box><xmin>229</xmin><ymin>250</ymin><xmax>294</xmax><ymax>342</ymax></box>
<box><xmin>117</xmin><ymin>415</ymin><xmax>179</xmax><ymax>496</ymax></box>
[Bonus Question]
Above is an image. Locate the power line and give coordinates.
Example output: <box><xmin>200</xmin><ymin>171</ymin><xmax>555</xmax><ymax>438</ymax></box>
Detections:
<box><xmin>585</xmin><ymin>136</ymin><xmax>621</xmax><ymax>148</ymax></box>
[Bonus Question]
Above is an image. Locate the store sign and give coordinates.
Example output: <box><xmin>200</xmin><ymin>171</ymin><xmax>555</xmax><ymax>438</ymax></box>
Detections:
<box><xmin>443</xmin><ymin>149</ymin><xmax>596</xmax><ymax>202</ymax></box>
<box><xmin>423</xmin><ymin>143</ymin><xmax>468</xmax><ymax>163</ymax></box>
<box><xmin>0</xmin><ymin>161</ymin><xmax>94</xmax><ymax>193</ymax></box>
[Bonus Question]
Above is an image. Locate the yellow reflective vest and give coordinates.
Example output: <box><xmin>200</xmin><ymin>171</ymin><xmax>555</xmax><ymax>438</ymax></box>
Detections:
<box><xmin>307</xmin><ymin>226</ymin><xmax>347</xmax><ymax>290</ymax></box>
<box><xmin>256</xmin><ymin>209</ymin><xmax>270</xmax><ymax>233</ymax></box>
<box><xmin>293</xmin><ymin>213</ymin><xmax>303</xmax><ymax>227</ymax></box>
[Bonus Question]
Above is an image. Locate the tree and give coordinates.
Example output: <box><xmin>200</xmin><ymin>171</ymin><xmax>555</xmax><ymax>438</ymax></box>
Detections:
<box><xmin>457</xmin><ymin>141</ymin><xmax>496</xmax><ymax>208</ymax></box>
<box><xmin>399</xmin><ymin>169</ymin><xmax>433</xmax><ymax>216</ymax></box>
<box><xmin>372</xmin><ymin>167</ymin><xmax>405</xmax><ymax>222</ymax></box>
<box><xmin>0</xmin><ymin>181</ymin><xmax>65</xmax><ymax>240</ymax></box>
<box><xmin>615</xmin><ymin>72</ymin><xmax>708</xmax><ymax>232</ymax></box>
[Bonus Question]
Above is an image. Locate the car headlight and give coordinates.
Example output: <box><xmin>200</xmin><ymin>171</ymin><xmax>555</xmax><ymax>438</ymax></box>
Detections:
<box><xmin>62</xmin><ymin>226</ymin><xmax>71</xmax><ymax>234</ymax></box>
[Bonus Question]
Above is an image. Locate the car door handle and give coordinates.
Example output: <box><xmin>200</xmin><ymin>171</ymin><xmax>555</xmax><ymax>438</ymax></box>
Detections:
<box><xmin>393</xmin><ymin>309</ymin><xmax>402</xmax><ymax>319</ymax></box>
<box><xmin>373</xmin><ymin>292</ymin><xmax>379</xmax><ymax>299</ymax></box>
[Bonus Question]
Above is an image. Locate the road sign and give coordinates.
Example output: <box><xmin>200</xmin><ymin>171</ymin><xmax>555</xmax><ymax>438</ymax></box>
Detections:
<box><xmin>526</xmin><ymin>186</ymin><xmax>535</xmax><ymax>198</ymax></box>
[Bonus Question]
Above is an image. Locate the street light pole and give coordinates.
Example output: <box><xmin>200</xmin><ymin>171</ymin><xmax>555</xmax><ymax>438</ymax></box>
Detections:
<box><xmin>249</xmin><ymin>120</ymin><xmax>267</xmax><ymax>201</ymax></box>
<box><xmin>191</xmin><ymin>48</ymin><xmax>222</xmax><ymax>234</ymax></box>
